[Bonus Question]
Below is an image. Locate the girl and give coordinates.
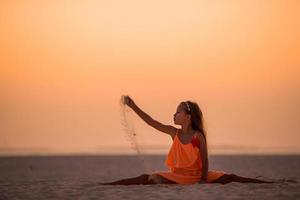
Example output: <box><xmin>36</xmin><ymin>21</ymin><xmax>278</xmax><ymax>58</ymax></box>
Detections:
<box><xmin>101</xmin><ymin>95</ymin><xmax>272</xmax><ymax>185</ymax></box>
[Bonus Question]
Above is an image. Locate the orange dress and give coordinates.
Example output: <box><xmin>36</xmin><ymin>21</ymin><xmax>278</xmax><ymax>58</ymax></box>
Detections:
<box><xmin>152</xmin><ymin>129</ymin><xmax>225</xmax><ymax>184</ymax></box>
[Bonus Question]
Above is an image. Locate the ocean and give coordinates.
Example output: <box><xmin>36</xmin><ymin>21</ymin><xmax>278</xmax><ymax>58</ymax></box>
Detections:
<box><xmin>0</xmin><ymin>155</ymin><xmax>299</xmax><ymax>200</ymax></box>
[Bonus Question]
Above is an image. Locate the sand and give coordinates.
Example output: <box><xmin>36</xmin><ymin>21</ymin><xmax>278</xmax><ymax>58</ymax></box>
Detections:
<box><xmin>0</xmin><ymin>155</ymin><xmax>299</xmax><ymax>199</ymax></box>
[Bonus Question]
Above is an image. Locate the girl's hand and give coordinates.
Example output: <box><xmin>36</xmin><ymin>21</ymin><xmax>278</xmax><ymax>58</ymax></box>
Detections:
<box><xmin>121</xmin><ymin>95</ymin><xmax>136</xmax><ymax>109</ymax></box>
<box><xmin>198</xmin><ymin>179</ymin><xmax>207</xmax><ymax>184</ymax></box>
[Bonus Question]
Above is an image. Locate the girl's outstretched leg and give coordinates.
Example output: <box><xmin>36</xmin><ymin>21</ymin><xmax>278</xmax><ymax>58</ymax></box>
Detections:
<box><xmin>212</xmin><ymin>174</ymin><xmax>274</xmax><ymax>184</ymax></box>
<box><xmin>99</xmin><ymin>174</ymin><xmax>155</xmax><ymax>185</ymax></box>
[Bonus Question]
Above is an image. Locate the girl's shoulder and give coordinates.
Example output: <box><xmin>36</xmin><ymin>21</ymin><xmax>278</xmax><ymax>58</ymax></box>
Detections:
<box><xmin>172</xmin><ymin>128</ymin><xmax>180</xmax><ymax>140</ymax></box>
<box><xmin>195</xmin><ymin>131</ymin><xmax>206</xmax><ymax>143</ymax></box>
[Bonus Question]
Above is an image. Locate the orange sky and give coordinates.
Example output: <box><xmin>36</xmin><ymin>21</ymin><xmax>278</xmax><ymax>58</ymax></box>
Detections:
<box><xmin>0</xmin><ymin>0</ymin><xmax>299</xmax><ymax>155</ymax></box>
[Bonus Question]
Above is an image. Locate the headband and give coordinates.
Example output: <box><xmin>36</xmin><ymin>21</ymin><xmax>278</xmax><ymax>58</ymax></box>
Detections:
<box><xmin>185</xmin><ymin>101</ymin><xmax>191</xmax><ymax>112</ymax></box>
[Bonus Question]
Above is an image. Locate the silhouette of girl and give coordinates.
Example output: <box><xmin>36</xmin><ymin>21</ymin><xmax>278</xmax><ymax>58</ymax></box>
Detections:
<box><xmin>101</xmin><ymin>95</ymin><xmax>272</xmax><ymax>185</ymax></box>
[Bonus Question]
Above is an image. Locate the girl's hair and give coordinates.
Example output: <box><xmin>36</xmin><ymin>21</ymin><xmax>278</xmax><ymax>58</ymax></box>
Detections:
<box><xmin>181</xmin><ymin>101</ymin><xmax>207</xmax><ymax>142</ymax></box>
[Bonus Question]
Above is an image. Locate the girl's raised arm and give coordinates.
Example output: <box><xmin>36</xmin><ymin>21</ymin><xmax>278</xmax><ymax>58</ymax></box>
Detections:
<box><xmin>122</xmin><ymin>95</ymin><xmax>177</xmax><ymax>138</ymax></box>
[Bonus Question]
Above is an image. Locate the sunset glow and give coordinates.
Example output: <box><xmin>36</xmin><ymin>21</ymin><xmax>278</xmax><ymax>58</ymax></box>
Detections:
<box><xmin>1</xmin><ymin>0</ymin><xmax>299</xmax><ymax>155</ymax></box>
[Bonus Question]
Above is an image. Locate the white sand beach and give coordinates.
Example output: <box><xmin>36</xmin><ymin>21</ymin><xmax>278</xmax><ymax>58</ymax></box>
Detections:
<box><xmin>0</xmin><ymin>155</ymin><xmax>299</xmax><ymax>200</ymax></box>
